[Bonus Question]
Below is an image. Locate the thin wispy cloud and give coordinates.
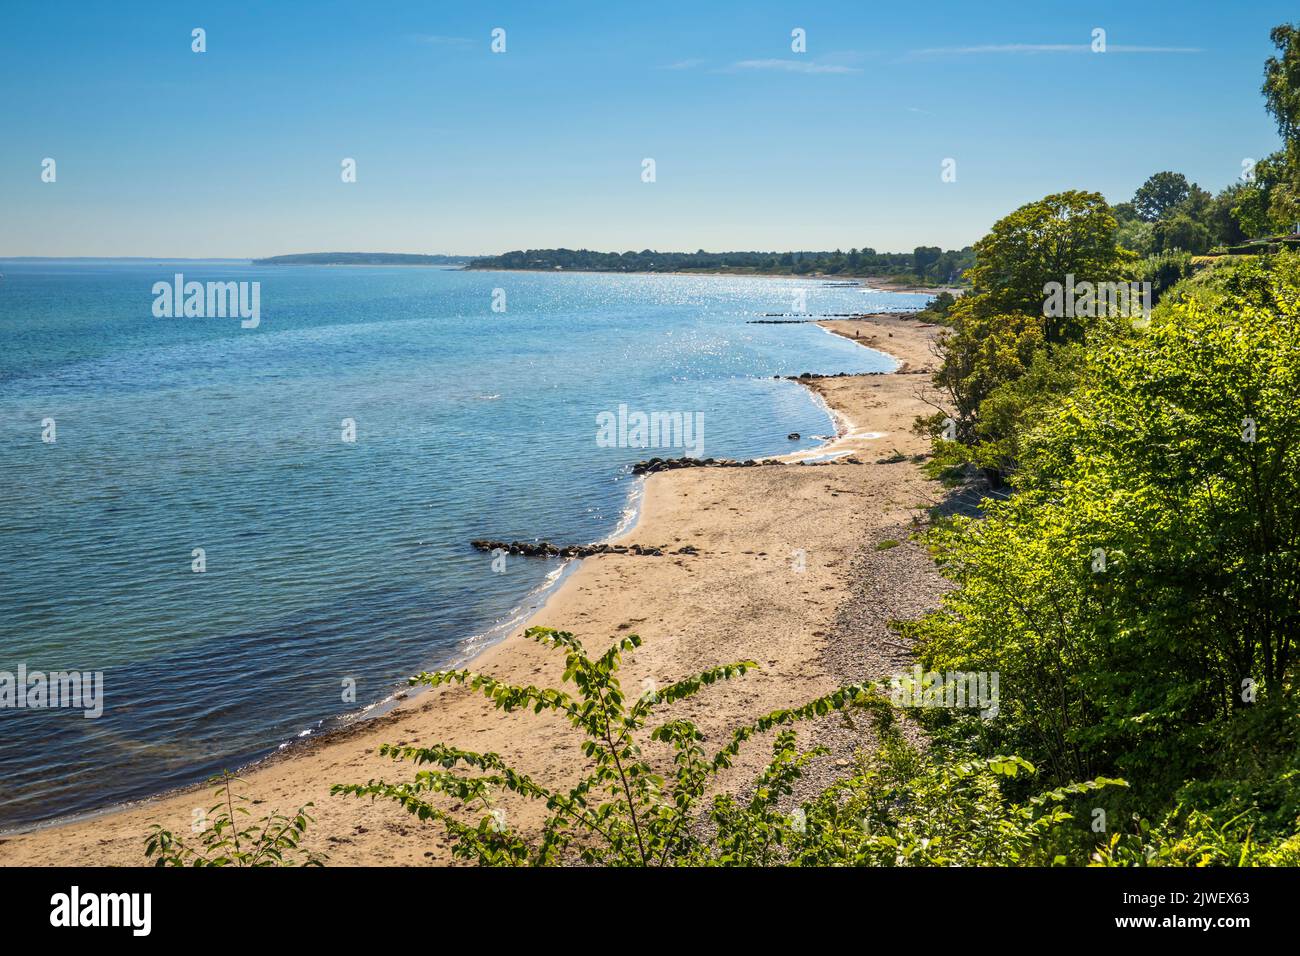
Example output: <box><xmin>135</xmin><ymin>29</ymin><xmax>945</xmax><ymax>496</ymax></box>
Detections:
<box><xmin>725</xmin><ymin>58</ymin><xmax>861</xmax><ymax>75</ymax></box>
<box><xmin>908</xmin><ymin>42</ymin><xmax>1202</xmax><ymax>57</ymax></box>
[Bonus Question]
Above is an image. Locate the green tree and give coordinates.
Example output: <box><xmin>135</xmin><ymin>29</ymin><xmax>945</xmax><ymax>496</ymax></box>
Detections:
<box><xmin>928</xmin><ymin>309</ymin><xmax>1044</xmax><ymax>450</ymax></box>
<box><xmin>962</xmin><ymin>190</ymin><xmax>1129</xmax><ymax>331</ymax></box>
<box><xmin>911</xmin><ymin>252</ymin><xmax>1300</xmax><ymax>812</ymax></box>
<box><xmin>1244</xmin><ymin>23</ymin><xmax>1300</xmax><ymax>234</ymax></box>
<box><xmin>964</xmin><ymin>343</ymin><xmax>1087</xmax><ymax>477</ymax></box>
<box><xmin>1208</xmin><ymin>185</ymin><xmax>1251</xmax><ymax>246</ymax></box>
<box><xmin>912</xmin><ymin>245</ymin><xmax>942</xmax><ymax>277</ymax></box>
<box><xmin>1173</xmin><ymin>183</ymin><xmax>1213</xmax><ymax>222</ymax></box>
<box><xmin>1116</xmin><ymin>218</ymin><xmax>1156</xmax><ymax>257</ymax></box>
<box><xmin>923</xmin><ymin>192</ymin><xmax>1130</xmax><ymax>476</ymax></box>
<box><xmin>1233</xmin><ymin>161</ymin><xmax>1284</xmax><ymax>238</ymax></box>
<box><xmin>1153</xmin><ymin>213</ymin><xmax>1212</xmax><ymax>254</ymax></box>
<box><xmin>1264</xmin><ymin>24</ymin><xmax>1300</xmax><ymax>142</ymax></box>
<box><xmin>1134</xmin><ymin>171</ymin><xmax>1191</xmax><ymax>222</ymax></box>
<box><xmin>1112</xmin><ymin>201</ymin><xmax>1140</xmax><ymax>224</ymax></box>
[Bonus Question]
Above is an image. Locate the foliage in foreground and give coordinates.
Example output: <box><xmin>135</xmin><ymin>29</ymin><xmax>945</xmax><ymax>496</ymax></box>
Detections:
<box><xmin>333</xmin><ymin>627</ymin><xmax>1131</xmax><ymax>866</ymax></box>
<box><xmin>707</xmin><ymin>736</ymin><xmax>1127</xmax><ymax>866</ymax></box>
<box><xmin>334</xmin><ymin>626</ymin><xmax>870</xmax><ymax>865</ymax></box>
<box><xmin>145</xmin><ymin>772</ymin><xmax>323</xmax><ymax>867</ymax></box>
<box><xmin>811</xmin><ymin>744</ymin><xmax>1300</xmax><ymax>867</ymax></box>
<box><xmin>905</xmin><ymin>251</ymin><xmax>1300</xmax><ymax>850</ymax></box>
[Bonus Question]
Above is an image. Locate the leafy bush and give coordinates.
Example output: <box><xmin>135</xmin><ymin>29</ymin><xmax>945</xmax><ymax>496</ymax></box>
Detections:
<box><xmin>333</xmin><ymin>626</ymin><xmax>885</xmax><ymax>866</ymax></box>
<box><xmin>333</xmin><ymin>627</ymin><xmax>1132</xmax><ymax>866</ymax></box>
<box><xmin>916</xmin><ymin>289</ymin><xmax>956</xmax><ymax>323</ymax></box>
<box><xmin>145</xmin><ymin>772</ymin><xmax>323</xmax><ymax>867</ymax></box>
<box><xmin>708</xmin><ymin>735</ymin><xmax>1126</xmax><ymax>867</ymax></box>
<box><xmin>1133</xmin><ymin>248</ymin><xmax>1195</xmax><ymax>303</ymax></box>
<box><xmin>1092</xmin><ymin>806</ymin><xmax>1300</xmax><ymax>867</ymax></box>
<box><xmin>907</xmin><ymin>251</ymin><xmax>1300</xmax><ymax>833</ymax></box>
<box><xmin>927</xmin><ymin>308</ymin><xmax>1044</xmax><ymax>451</ymax></box>
<box><xmin>962</xmin><ymin>342</ymin><xmax>1086</xmax><ymax>477</ymax></box>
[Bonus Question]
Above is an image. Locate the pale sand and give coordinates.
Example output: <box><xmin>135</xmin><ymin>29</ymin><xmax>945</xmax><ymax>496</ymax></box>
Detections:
<box><xmin>0</xmin><ymin>313</ymin><xmax>942</xmax><ymax>867</ymax></box>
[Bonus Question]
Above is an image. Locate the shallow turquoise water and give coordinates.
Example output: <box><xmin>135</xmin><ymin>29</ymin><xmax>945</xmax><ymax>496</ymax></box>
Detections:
<box><xmin>0</xmin><ymin>261</ymin><xmax>928</xmax><ymax>828</ymax></box>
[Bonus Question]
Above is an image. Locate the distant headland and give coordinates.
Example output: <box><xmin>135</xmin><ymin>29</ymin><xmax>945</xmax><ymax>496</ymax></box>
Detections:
<box><xmin>251</xmin><ymin>252</ymin><xmax>473</xmax><ymax>266</ymax></box>
<box><xmin>249</xmin><ymin>248</ymin><xmax>974</xmax><ymax>287</ymax></box>
<box><xmin>464</xmin><ymin>247</ymin><xmax>973</xmax><ymax>286</ymax></box>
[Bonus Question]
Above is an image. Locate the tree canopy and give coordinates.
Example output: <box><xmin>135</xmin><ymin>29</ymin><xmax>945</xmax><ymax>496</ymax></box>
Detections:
<box><xmin>1134</xmin><ymin>171</ymin><xmax>1191</xmax><ymax>222</ymax></box>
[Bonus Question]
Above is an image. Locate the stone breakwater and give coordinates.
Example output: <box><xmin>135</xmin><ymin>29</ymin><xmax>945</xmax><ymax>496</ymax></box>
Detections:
<box><xmin>779</xmin><ymin>371</ymin><xmax>882</xmax><ymax>380</ymax></box>
<box><xmin>630</xmin><ymin>455</ymin><xmax>865</xmax><ymax>475</ymax></box>
<box><xmin>470</xmin><ymin>540</ymin><xmax>701</xmax><ymax>558</ymax></box>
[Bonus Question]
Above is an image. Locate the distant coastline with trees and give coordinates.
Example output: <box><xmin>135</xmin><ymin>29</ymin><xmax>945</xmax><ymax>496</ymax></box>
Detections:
<box><xmin>464</xmin><ymin>246</ymin><xmax>977</xmax><ymax>287</ymax></box>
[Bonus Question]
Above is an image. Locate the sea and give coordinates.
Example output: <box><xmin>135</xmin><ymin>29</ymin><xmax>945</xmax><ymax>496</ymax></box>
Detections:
<box><xmin>0</xmin><ymin>260</ymin><xmax>930</xmax><ymax>829</ymax></box>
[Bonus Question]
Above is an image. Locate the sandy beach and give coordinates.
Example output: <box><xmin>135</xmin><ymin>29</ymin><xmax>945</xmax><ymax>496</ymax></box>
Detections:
<box><xmin>0</xmin><ymin>312</ymin><xmax>947</xmax><ymax>867</ymax></box>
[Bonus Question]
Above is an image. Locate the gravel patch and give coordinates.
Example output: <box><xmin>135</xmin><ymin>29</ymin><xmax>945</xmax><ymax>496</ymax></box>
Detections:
<box><xmin>784</xmin><ymin>518</ymin><xmax>955</xmax><ymax>807</ymax></box>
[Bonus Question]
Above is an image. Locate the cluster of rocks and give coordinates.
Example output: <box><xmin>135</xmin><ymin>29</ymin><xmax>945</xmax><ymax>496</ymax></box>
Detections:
<box><xmin>630</xmin><ymin>455</ymin><xmax>866</xmax><ymax>476</ymax></box>
<box><xmin>470</xmin><ymin>539</ymin><xmax>699</xmax><ymax>558</ymax></box>
<box><xmin>630</xmin><ymin>456</ymin><xmax>787</xmax><ymax>475</ymax></box>
<box><xmin>777</xmin><ymin>371</ymin><xmax>883</xmax><ymax>381</ymax></box>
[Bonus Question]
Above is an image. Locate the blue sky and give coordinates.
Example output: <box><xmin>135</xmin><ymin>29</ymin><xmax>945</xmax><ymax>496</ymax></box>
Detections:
<box><xmin>0</xmin><ymin>0</ymin><xmax>1293</xmax><ymax>257</ymax></box>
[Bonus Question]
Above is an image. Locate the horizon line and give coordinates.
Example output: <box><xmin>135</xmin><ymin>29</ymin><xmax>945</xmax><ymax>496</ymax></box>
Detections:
<box><xmin>0</xmin><ymin>245</ymin><xmax>971</xmax><ymax>261</ymax></box>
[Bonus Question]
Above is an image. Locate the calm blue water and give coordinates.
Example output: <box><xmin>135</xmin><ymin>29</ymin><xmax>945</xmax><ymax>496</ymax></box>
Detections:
<box><xmin>0</xmin><ymin>261</ymin><xmax>928</xmax><ymax>829</ymax></box>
